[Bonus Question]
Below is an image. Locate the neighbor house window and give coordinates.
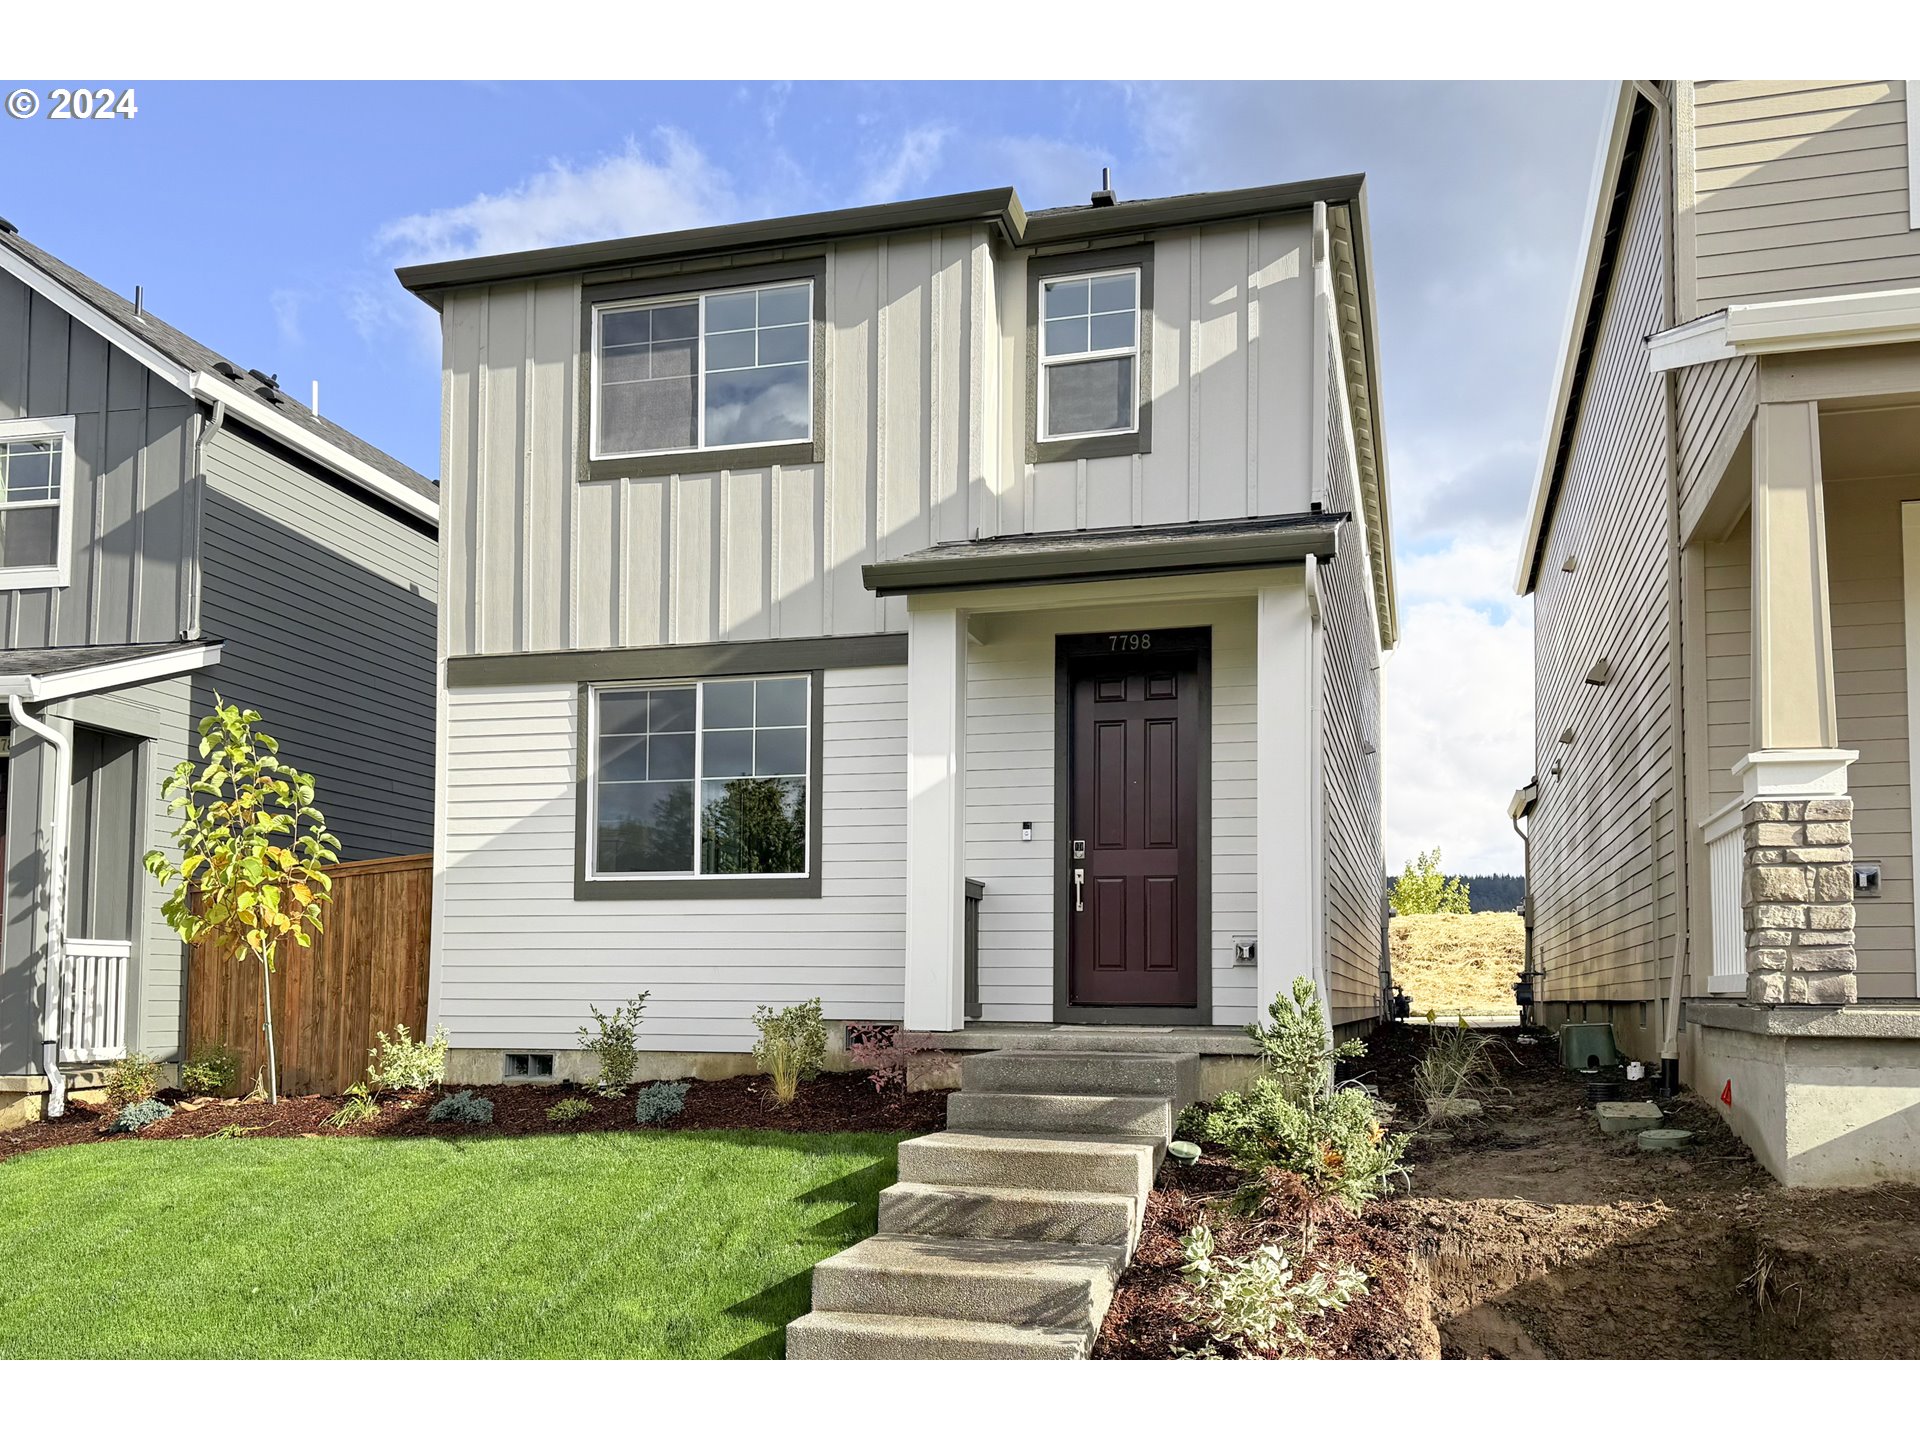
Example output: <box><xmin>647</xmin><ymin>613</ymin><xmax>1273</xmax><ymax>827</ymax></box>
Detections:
<box><xmin>592</xmin><ymin>280</ymin><xmax>813</xmax><ymax>459</ymax></box>
<box><xmin>589</xmin><ymin>675</ymin><xmax>810</xmax><ymax>879</ymax></box>
<box><xmin>0</xmin><ymin>416</ymin><xmax>73</xmax><ymax>589</ymax></box>
<box><xmin>1038</xmin><ymin>268</ymin><xmax>1140</xmax><ymax>441</ymax></box>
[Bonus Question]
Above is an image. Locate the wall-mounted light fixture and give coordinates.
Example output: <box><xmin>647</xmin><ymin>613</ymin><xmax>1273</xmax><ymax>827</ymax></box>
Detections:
<box><xmin>1561</xmin><ymin>555</ymin><xmax>1578</xmax><ymax>573</ymax></box>
<box><xmin>1559</xmin><ymin>726</ymin><xmax>1576</xmax><ymax>745</ymax></box>
<box><xmin>1584</xmin><ymin>658</ymin><xmax>1614</xmax><ymax>686</ymax></box>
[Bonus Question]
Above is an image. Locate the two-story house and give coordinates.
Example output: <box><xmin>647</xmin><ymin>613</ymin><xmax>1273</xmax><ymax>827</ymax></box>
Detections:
<box><xmin>1517</xmin><ymin>81</ymin><xmax>1920</xmax><ymax>1184</ymax></box>
<box><xmin>399</xmin><ymin>177</ymin><xmax>1395</xmax><ymax>1088</ymax></box>
<box><xmin>0</xmin><ymin>221</ymin><xmax>438</xmax><ymax>1126</ymax></box>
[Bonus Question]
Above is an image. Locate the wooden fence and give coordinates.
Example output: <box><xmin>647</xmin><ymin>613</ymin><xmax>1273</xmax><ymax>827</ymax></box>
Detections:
<box><xmin>185</xmin><ymin>853</ymin><xmax>433</xmax><ymax>1096</ymax></box>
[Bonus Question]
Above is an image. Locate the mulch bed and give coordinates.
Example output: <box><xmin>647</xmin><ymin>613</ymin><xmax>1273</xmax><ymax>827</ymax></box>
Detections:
<box><xmin>1094</xmin><ymin>1153</ymin><xmax>1434</xmax><ymax>1359</ymax></box>
<box><xmin>0</xmin><ymin>1071</ymin><xmax>945</xmax><ymax>1162</ymax></box>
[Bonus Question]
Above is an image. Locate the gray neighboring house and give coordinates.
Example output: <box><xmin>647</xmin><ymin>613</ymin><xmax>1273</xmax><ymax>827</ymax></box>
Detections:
<box><xmin>0</xmin><ymin>220</ymin><xmax>439</xmax><ymax>1126</ymax></box>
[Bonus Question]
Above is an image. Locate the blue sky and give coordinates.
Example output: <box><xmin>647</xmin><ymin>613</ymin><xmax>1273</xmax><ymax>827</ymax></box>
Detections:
<box><xmin>4</xmin><ymin>79</ymin><xmax>1613</xmax><ymax>873</ymax></box>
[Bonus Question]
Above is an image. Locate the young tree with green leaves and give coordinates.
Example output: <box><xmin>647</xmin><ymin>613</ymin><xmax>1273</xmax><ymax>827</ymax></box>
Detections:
<box><xmin>1390</xmin><ymin>847</ymin><xmax>1471</xmax><ymax>915</ymax></box>
<box><xmin>143</xmin><ymin>701</ymin><xmax>339</xmax><ymax>1104</ymax></box>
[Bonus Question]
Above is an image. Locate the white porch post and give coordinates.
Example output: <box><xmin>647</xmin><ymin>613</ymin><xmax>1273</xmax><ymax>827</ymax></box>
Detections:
<box><xmin>903</xmin><ymin>603</ymin><xmax>969</xmax><ymax>1031</ymax></box>
<box><xmin>1256</xmin><ymin>581</ymin><xmax>1317</xmax><ymax>1010</ymax></box>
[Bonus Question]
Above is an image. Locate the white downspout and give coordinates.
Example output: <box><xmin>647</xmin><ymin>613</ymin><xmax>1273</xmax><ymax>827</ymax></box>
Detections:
<box><xmin>10</xmin><ymin>694</ymin><xmax>71</xmax><ymax>1118</ymax></box>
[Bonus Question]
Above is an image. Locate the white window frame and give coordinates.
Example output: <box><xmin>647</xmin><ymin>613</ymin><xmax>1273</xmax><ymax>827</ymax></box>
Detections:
<box><xmin>1037</xmin><ymin>266</ymin><xmax>1143</xmax><ymax>444</ymax></box>
<box><xmin>585</xmin><ymin>673</ymin><xmax>813</xmax><ymax>882</ymax></box>
<box><xmin>0</xmin><ymin>415</ymin><xmax>75</xmax><ymax>591</ymax></box>
<box><xmin>589</xmin><ymin>279</ymin><xmax>815</xmax><ymax>462</ymax></box>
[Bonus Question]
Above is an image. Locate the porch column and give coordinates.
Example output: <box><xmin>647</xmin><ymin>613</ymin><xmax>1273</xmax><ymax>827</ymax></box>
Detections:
<box><xmin>1255</xmin><ymin>582</ymin><xmax>1317</xmax><ymax>1011</ymax></box>
<box><xmin>902</xmin><ymin>603</ymin><xmax>969</xmax><ymax>1032</ymax></box>
<box><xmin>1740</xmin><ymin>400</ymin><xmax>1857</xmax><ymax>1004</ymax></box>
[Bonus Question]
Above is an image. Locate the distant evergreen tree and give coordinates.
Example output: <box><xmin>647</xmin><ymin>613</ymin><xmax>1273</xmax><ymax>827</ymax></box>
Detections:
<box><xmin>1455</xmin><ymin>874</ymin><xmax>1526</xmax><ymax>913</ymax></box>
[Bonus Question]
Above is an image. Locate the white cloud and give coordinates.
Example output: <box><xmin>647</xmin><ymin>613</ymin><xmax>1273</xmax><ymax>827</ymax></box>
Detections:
<box><xmin>376</xmin><ymin>129</ymin><xmax>736</xmax><ymax>265</ymax></box>
<box><xmin>858</xmin><ymin>125</ymin><xmax>951</xmax><ymax>205</ymax></box>
<box><xmin>1384</xmin><ymin>534</ymin><xmax>1535</xmax><ymax>877</ymax></box>
<box><xmin>270</xmin><ymin>289</ymin><xmax>305</xmax><ymax>348</ymax></box>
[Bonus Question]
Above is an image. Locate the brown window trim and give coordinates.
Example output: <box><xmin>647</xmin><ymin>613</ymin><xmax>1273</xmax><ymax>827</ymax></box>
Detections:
<box><xmin>581</xmin><ymin>256</ymin><xmax>828</xmax><ymax>482</ymax></box>
<box><xmin>1026</xmin><ymin>243</ymin><xmax>1155</xmax><ymax>465</ymax></box>
<box><xmin>573</xmin><ymin>670</ymin><xmax>826</xmax><ymax>901</ymax></box>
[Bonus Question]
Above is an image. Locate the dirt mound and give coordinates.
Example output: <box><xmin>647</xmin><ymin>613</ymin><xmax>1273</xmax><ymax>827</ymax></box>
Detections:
<box><xmin>1391</xmin><ymin>912</ymin><xmax>1523</xmax><ymax>1016</ymax></box>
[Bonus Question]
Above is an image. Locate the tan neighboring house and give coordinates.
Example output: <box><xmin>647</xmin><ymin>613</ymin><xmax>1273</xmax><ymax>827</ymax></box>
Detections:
<box><xmin>397</xmin><ymin>177</ymin><xmax>1396</xmax><ymax>1088</ymax></box>
<box><xmin>1517</xmin><ymin>80</ymin><xmax>1920</xmax><ymax>1184</ymax></box>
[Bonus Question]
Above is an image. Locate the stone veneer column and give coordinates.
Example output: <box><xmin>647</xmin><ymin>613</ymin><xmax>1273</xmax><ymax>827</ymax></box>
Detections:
<box><xmin>1742</xmin><ymin>796</ymin><xmax>1856</xmax><ymax>1004</ymax></box>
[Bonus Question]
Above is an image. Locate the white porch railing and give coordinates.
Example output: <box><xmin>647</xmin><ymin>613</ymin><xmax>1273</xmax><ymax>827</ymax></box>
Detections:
<box><xmin>1703</xmin><ymin>803</ymin><xmax>1748</xmax><ymax>995</ymax></box>
<box><xmin>58</xmin><ymin>939</ymin><xmax>132</xmax><ymax>1063</ymax></box>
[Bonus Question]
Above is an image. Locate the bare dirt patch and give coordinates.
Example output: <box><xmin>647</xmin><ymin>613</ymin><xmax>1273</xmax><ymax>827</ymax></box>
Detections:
<box><xmin>1100</xmin><ymin>1021</ymin><xmax>1920</xmax><ymax>1359</ymax></box>
<box><xmin>1391</xmin><ymin>913</ymin><xmax>1524</xmax><ymax>1017</ymax></box>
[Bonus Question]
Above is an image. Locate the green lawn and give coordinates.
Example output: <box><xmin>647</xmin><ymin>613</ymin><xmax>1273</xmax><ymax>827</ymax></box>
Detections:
<box><xmin>0</xmin><ymin>1129</ymin><xmax>900</xmax><ymax>1358</ymax></box>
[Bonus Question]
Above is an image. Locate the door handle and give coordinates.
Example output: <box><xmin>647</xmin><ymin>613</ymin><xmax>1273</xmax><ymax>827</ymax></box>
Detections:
<box><xmin>1073</xmin><ymin>867</ymin><xmax>1085</xmax><ymax>912</ymax></box>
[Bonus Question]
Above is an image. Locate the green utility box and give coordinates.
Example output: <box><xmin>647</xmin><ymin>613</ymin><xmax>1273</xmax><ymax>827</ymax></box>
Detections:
<box><xmin>1559</xmin><ymin>1022</ymin><xmax>1620</xmax><ymax>1071</ymax></box>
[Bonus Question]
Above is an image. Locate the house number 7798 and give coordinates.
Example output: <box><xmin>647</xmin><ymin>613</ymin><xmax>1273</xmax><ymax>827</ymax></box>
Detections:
<box><xmin>1107</xmin><ymin>632</ymin><xmax>1152</xmax><ymax>651</ymax></box>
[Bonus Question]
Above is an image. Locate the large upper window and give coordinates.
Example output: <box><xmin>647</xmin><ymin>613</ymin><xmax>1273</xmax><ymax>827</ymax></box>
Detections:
<box><xmin>0</xmin><ymin>416</ymin><xmax>73</xmax><ymax>589</ymax></box>
<box><xmin>1039</xmin><ymin>268</ymin><xmax>1140</xmax><ymax>441</ymax></box>
<box><xmin>592</xmin><ymin>280</ymin><xmax>813</xmax><ymax>459</ymax></box>
<box><xmin>589</xmin><ymin>675</ymin><xmax>810</xmax><ymax>879</ymax></box>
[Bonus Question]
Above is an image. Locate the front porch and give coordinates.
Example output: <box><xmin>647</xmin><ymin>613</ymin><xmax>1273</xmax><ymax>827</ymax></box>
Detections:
<box><xmin>1684</xmin><ymin>347</ymin><xmax>1920</xmax><ymax>1179</ymax></box>
<box><xmin>863</xmin><ymin>523</ymin><xmax>1341</xmax><ymax>1040</ymax></box>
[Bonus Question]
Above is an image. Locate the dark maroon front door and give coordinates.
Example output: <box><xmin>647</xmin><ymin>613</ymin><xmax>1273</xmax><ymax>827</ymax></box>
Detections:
<box><xmin>1064</xmin><ymin>631</ymin><xmax>1203</xmax><ymax>1009</ymax></box>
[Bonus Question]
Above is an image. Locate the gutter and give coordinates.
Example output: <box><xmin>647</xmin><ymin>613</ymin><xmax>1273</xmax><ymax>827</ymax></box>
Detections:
<box><xmin>9</xmin><ymin>696</ymin><xmax>71</xmax><ymax>1119</ymax></box>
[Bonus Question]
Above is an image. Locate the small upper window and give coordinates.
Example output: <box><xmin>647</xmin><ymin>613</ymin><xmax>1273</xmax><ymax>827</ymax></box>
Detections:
<box><xmin>1039</xmin><ymin>269</ymin><xmax>1140</xmax><ymax>441</ymax></box>
<box><xmin>593</xmin><ymin>281</ymin><xmax>813</xmax><ymax>460</ymax></box>
<box><xmin>0</xmin><ymin>416</ymin><xmax>73</xmax><ymax>590</ymax></box>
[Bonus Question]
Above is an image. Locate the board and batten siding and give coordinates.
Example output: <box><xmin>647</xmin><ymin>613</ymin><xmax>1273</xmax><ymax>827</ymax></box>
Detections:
<box><xmin>436</xmin><ymin>218</ymin><xmax>1318</xmax><ymax>660</ymax></box>
<box><xmin>961</xmin><ymin>600</ymin><xmax>1259</xmax><ymax>1027</ymax></box>
<box><xmin>0</xmin><ymin>270</ymin><xmax>196</xmax><ymax>648</ymax></box>
<box><xmin>197</xmin><ymin>427</ymin><xmax>437</xmax><ymax>859</ymax></box>
<box><xmin>1319</xmin><ymin>331</ymin><xmax>1385</xmax><ymax>1031</ymax></box>
<box><xmin>436</xmin><ymin>667</ymin><xmax>907</xmax><ymax>1053</ymax></box>
<box><xmin>1531</xmin><ymin>133</ymin><xmax>1681</xmax><ymax>1007</ymax></box>
<box><xmin>1690</xmin><ymin>80</ymin><xmax>1920</xmax><ymax>312</ymax></box>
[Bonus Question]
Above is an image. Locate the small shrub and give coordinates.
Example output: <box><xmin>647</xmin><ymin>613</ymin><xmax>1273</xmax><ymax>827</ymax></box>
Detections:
<box><xmin>1200</xmin><ymin>1079</ymin><xmax>1408</xmax><ymax>1214</ymax></box>
<box><xmin>1245</xmin><ymin>977</ymin><xmax>1364</xmax><ymax>1106</ymax></box>
<box><xmin>180</xmin><ymin>1044</ymin><xmax>239</xmax><ymax>1098</ymax></box>
<box><xmin>203</xmin><ymin>1124</ymin><xmax>263</xmax><ymax>1140</ymax></box>
<box><xmin>1413</xmin><ymin>1021</ymin><xmax>1506</xmax><ymax>1109</ymax></box>
<box><xmin>753</xmin><ymin>998</ymin><xmax>826</xmax><ymax>1106</ymax></box>
<box><xmin>633</xmin><ymin>1080</ymin><xmax>689</xmax><ymax>1127</ymax></box>
<box><xmin>108</xmin><ymin>1098</ymin><xmax>172</xmax><ymax>1133</ymax></box>
<box><xmin>367</xmin><ymin>1023</ymin><xmax>449</xmax><ymax>1092</ymax></box>
<box><xmin>103</xmin><ymin>1052</ymin><xmax>162</xmax><ymax>1108</ymax></box>
<box><xmin>1180</xmin><ymin>1223</ymin><xmax>1368</xmax><ymax>1355</ymax></box>
<box><xmin>844</xmin><ymin>1022</ymin><xmax>935</xmax><ymax>1094</ymax></box>
<box><xmin>577</xmin><ymin>993</ymin><xmax>650</xmax><ymax>1095</ymax></box>
<box><xmin>428</xmin><ymin>1089</ymin><xmax>494</xmax><ymax>1126</ymax></box>
<box><xmin>326</xmin><ymin>1083</ymin><xmax>380</xmax><ymax>1129</ymax></box>
<box><xmin>547</xmin><ymin>1096</ymin><xmax>593</xmax><ymax>1126</ymax></box>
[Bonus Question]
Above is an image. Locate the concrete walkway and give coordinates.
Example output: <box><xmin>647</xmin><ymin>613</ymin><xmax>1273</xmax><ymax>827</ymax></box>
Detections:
<box><xmin>786</xmin><ymin>1037</ymin><xmax>1196</xmax><ymax>1359</ymax></box>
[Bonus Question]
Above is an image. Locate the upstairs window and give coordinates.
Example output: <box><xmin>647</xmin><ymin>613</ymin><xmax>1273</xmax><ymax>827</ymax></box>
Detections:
<box><xmin>0</xmin><ymin>416</ymin><xmax>73</xmax><ymax>590</ymax></box>
<box><xmin>592</xmin><ymin>280</ymin><xmax>813</xmax><ymax>460</ymax></box>
<box><xmin>589</xmin><ymin>675</ymin><xmax>811</xmax><ymax>880</ymax></box>
<box><xmin>1039</xmin><ymin>268</ymin><xmax>1140</xmax><ymax>441</ymax></box>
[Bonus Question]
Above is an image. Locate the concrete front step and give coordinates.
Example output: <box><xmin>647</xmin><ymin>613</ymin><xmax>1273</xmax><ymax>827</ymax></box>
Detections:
<box><xmin>898</xmin><ymin>1128</ymin><xmax>1161</xmax><ymax>1195</ymax></box>
<box><xmin>786</xmin><ymin>1309</ymin><xmax>1091</xmax><ymax>1359</ymax></box>
<box><xmin>959</xmin><ymin>1049</ymin><xmax>1199</xmax><ymax>1108</ymax></box>
<box><xmin>811</xmin><ymin>1234</ymin><xmax>1125</xmax><ymax>1330</ymax></box>
<box><xmin>947</xmin><ymin>1090</ymin><xmax>1174</xmax><ymax>1141</ymax></box>
<box><xmin>946</xmin><ymin>1025</ymin><xmax>1259</xmax><ymax>1057</ymax></box>
<box><xmin>879</xmin><ymin>1179</ymin><xmax>1139</xmax><ymax>1253</ymax></box>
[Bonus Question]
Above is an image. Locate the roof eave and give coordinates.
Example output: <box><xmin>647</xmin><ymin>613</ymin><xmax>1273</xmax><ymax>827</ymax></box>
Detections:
<box><xmin>396</xmin><ymin>188</ymin><xmax>1027</xmax><ymax>301</ymax></box>
<box><xmin>1516</xmin><ymin>81</ymin><xmax>1642</xmax><ymax>598</ymax></box>
<box><xmin>0</xmin><ymin>640</ymin><xmax>225</xmax><ymax>704</ymax></box>
<box><xmin>1336</xmin><ymin>180</ymin><xmax>1399</xmax><ymax>649</ymax></box>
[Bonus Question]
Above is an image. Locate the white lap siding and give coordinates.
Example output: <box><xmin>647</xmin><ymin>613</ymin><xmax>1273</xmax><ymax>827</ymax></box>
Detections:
<box><xmin>963</xmin><ymin>600</ymin><xmax>1260</xmax><ymax>1027</ymax></box>
<box><xmin>436</xmin><ymin>666</ymin><xmax>907</xmax><ymax>1054</ymax></box>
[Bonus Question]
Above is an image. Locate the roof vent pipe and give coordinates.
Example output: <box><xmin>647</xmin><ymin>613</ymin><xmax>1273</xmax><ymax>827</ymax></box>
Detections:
<box><xmin>133</xmin><ymin>285</ymin><xmax>145</xmax><ymax>321</ymax></box>
<box><xmin>1091</xmin><ymin>167</ymin><xmax>1116</xmax><ymax>207</ymax></box>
